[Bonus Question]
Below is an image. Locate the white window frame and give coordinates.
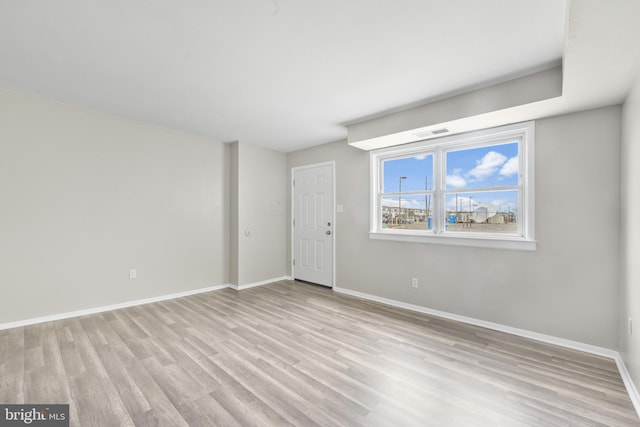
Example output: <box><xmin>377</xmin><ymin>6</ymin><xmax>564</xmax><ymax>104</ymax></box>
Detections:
<box><xmin>369</xmin><ymin>121</ymin><xmax>536</xmax><ymax>251</ymax></box>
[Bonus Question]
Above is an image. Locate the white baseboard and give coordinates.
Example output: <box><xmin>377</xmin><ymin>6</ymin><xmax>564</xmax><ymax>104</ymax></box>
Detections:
<box><xmin>0</xmin><ymin>276</ymin><xmax>291</xmax><ymax>330</ymax></box>
<box><xmin>229</xmin><ymin>276</ymin><xmax>291</xmax><ymax>291</ymax></box>
<box><xmin>614</xmin><ymin>353</ymin><xmax>640</xmax><ymax>417</ymax></box>
<box><xmin>0</xmin><ymin>283</ymin><xmax>231</xmax><ymax>331</ymax></box>
<box><xmin>334</xmin><ymin>285</ymin><xmax>640</xmax><ymax>417</ymax></box>
<box><xmin>334</xmin><ymin>286</ymin><xmax>616</xmax><ymax>357</ymax></box>
<box><xmin>2</xmin><ymin>278</ymin><xmax>638</xmax><ymax>417</ymax></box>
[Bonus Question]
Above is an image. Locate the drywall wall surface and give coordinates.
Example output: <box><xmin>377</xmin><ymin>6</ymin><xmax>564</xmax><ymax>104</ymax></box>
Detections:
<box><xmin>236</xmin><ymin>143</ymin><xmax>287</xmax><ymax>285</ymax></box>
<box><xmin>222</xmin><ymin>142</ymin><xmax>231</xmax><ymax>285</ymax></box>
<box><xmin>289</xmin><ymin>106</ymin><xmax>621</xmax><ymax>349</ymax></box>
<box><xmin>229</xmin><ymin>142</ymin><xmax>239</xmax><ymax>286</ymax></box>
<box><xmin>620</xmin><ymin>72</ymin><xmax>640</xmax><ymax>386</ymax></box>
<box><xmin>347</xmin><ymin>67</ymin><xmax>563</xmax><ymax>144</ymax></box>
<box><xmin>0</xmin><ymin>88</ymin><xmax>229</xmax><ymax>323</ymax></box>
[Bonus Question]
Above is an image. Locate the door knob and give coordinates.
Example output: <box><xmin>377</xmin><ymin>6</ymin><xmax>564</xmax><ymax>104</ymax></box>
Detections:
<box><xmin>326</xmin><ymin>230</ymin><xmax>331</xmax><ymax>235</ymax></box>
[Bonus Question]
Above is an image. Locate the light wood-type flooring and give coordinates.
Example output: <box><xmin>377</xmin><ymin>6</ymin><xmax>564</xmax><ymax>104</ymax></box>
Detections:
<box><xmin>1</xmin><ymin>280</ymin><xmax>638</xmax><ymax>426</ymax></box>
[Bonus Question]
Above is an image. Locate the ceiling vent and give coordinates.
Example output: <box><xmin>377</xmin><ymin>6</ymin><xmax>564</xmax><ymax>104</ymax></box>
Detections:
<box><xmin>413</xmin><ymin>128</ymin><xmax>450</xmax><ymax>139</ymax></box>
<box><xmin>431</xmin><ymin>128</ymin><xmax>450</xmax><ymax>135</ymax></box>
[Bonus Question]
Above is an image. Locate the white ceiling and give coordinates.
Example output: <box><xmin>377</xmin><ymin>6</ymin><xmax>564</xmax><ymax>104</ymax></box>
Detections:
<box><xmin>347</xmin><ymin>0</ymin><xmax>640</xmax><ymax>150</ymax></box>
<box><xmin>4</xmin><ymin>1</ymin><xmax>638</xmax><ymax>153</ymax></box>
<box><xmin>0</xmin><ymin>0</ymin><xmax>640</xmax><ymax>152</ymax></box>
<box><xmin>0</xmin><ymin>1</ymin><xmax>567</xmax><ymax>152</ymax></box>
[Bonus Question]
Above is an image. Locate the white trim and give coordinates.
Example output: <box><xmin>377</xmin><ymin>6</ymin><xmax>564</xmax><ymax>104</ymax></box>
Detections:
<box><xmin>523</xmin><ymin>122</ymin><xmax>536</xmax><ymax>240</ymax></box>
<box><xmin>291</xmin><ymin>161</ymin><xmax>336</xmax><ymax>288</ymax></box>
<box><xmin>334</xmin><ymin>286</ymin><xmax>614</xmax><ymax>356</ymax></box>
<box><xmin>0</xmin><ymin>275</ymin><xmax>291</xmax><ymax>331</ymax></box>
<box><xmin>369</xmin><ymin>230</ymin><xmax>537</xmax><ymax>251</ymax></box>
<box><xmin>230</xmin><ymin>276</ymin><xmax>290</xmax><ymax>291</ymax></box>
<box><xmin>615</xmin><ymin>354</ymin><xmax>640</xmax><ymax>417</ymax></box>
<box><xmin>2</xmin><ymin>276</ymin><xmax>638</xmax><ymax>417</ymax></box>
<box><xmin>370</xmin><ymin>122</ymin><xmax>535</xmax><ymax>250</ymax></box>
<box><xmin>0</xmin><ymin>283</ymin><xmax>231</xmax><ymax>331</ymax></box>
<box><xmin>333</xmin><ymin>285</ymin><xmax>640</xmax><ymax>417</ymax></box>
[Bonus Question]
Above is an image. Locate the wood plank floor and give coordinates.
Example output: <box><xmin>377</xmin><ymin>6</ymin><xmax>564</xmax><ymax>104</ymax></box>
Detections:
<box><xmin>1</xmin><ymin>280</ymin><xmax>638</xmax><ymax>426</ymax></box>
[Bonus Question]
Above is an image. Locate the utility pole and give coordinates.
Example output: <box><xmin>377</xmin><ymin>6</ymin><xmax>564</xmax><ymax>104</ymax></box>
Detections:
<box><xmin>425</xmin><ymin>176</ymin><xmax>428</xmax><ymax>227</ymax></box>
<box><xmin>399</xmin><ymin>176</ymin><xmax>406</xmax><ymax>225</ymax></box>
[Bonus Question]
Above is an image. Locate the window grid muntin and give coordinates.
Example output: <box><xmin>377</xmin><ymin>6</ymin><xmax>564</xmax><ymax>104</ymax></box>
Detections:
<box><xmin>371</xmin><ymin>122</ymin><xmax>533</xmax><ymax>246</ymax></box>
<box><xmin>378</xmin><ymin>145</ymin><xmax>522</xmax><ymax>236</ymax></box>
<box><xmin>441</xmin><ymin>138</ymin><xmax>523</xmax><ymax>236</ymax></box>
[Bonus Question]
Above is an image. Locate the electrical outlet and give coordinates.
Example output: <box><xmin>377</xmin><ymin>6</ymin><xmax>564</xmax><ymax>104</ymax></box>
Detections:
<box><xmin>129</xmin><ymin>268</ymin><xmax>137</xmax><ymax>279</ymax></box>
<box><xmin>629</xmin><ymin>317</ymin><xmax>633</xmax><ymax>336</ymax></box>
<box><xmin>411</xmin><ymin>277</ymin><xmax>419</xmax><ymax>288</ymax></box>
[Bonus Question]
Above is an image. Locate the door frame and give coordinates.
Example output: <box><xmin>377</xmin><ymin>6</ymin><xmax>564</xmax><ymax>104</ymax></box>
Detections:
<box><xmin>291</xmin><ymin>161</ymin><xmax>336</xmax><ymax>288</ymax></box>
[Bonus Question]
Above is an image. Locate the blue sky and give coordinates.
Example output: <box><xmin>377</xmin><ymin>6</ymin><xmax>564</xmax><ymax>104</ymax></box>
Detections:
<box><xmin>382</xmin><ymin>142</ymin><xmax>519</xmax><ymax>212</ymax></box>
<box><xmin>446</xmin><ymin>143</ymin><xmax>518</xmax><ymax>189</ymax></box>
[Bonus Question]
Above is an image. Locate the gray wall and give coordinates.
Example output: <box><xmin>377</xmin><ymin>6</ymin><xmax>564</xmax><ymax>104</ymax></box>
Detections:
<box><xmin>234</xmin><ymin>142</ymin><xmax>287</xmax><ymax>286</ymax></box>
<box><xmin>0</xmin><ymin>79</ymin><xmax>627</xmax><ymax>355</ymax></box>
<box><xmin>289</xmin><ymin>106</ymin><xmax>621</xmax><ymax>349</ymax></box>
<box><xmin>348</xmin><ymin>67</ymin><xmax>562</xmax><ymax>145</ymax></box>
<box><xmin>229</xmin><ymin>142</ymin><xmax>239</xmax><ymax>286</ymax></box>
<box><xmin>0</xmin><ymin>88</ymin><xmax>230</xmax><ymax>323</ymax></box>
<box><xmin>620</xmin><ymin>72</ymin><xmax>640</xmax><ymax>385</ymax></box>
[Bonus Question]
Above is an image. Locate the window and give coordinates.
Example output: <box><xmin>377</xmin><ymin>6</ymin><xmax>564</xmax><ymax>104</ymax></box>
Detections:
<box><xmin>370</xmin><ymin>122</ymin><xmax>535</xmax><ymax>250</ymax></box>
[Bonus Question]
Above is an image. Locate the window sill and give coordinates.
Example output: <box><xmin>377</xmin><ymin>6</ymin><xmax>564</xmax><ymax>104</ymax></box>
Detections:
<box><xmin>369</xmin><ymin>230</ymin><xmax>536</xmax><ymax>251</ymax></box>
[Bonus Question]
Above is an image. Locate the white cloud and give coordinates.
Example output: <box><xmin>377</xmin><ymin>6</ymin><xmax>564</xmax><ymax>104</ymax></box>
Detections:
<box><xmin>489</xmin><ymin>199</ymin><xmax>516</xmax><ymax>211</ymax></box>
<box><xmin>413</xmin><ymin>153</ymin><xmax>430</xmax><ymax>160</ymax></box>
<box><xmin>446</xmin><ymin>173</ymin><xmax>466</xmax><ymax>188</ymax></box>
<box><xmin>468</xmin><ymin>151</ymin><xmax>507</xmax><ymax>180</ymax></box>
<box><xmin>499</xmin><ymin>156</ymin><xmax>518</xmax><ymax>177</ymax></box>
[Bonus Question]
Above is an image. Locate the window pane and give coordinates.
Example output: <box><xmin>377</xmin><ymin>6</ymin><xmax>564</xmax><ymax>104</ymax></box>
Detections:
<box><xmin>444</xmin><ymin>191</ymin><xmax>518</xmax><ymax>234</ymax></box>
<box><xmin>446</xmin><ymin>142</ymin><xmax>519</xmax><ymax>190</ymax></box>
<box><xmin>383</xmin><ymin>154</ymin><xmax>434</xmax><ymax>193</ymax></box>
<box><xmin>381</xmin><ymin>195</ymin><xmax>432</xmax><ymax>230</ymax></box>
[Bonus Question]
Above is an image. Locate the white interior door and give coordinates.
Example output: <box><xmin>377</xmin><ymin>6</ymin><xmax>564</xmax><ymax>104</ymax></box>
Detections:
<box><xmin>293</xmin><ymin>163</ymin><xmax>334</xmax><ymax>287</ymax></box>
